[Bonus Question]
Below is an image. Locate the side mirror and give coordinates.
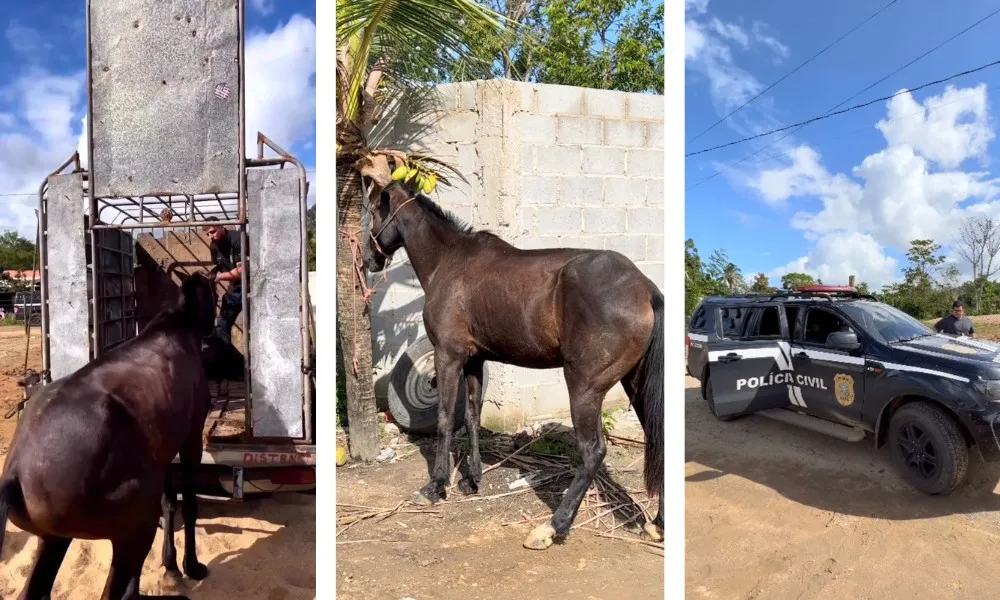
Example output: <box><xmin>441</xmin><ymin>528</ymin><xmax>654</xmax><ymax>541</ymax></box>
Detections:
<box><xmin>827</xmin><ymin>330</ymin><xmax>861</xmax><ymax>352</ymax></box>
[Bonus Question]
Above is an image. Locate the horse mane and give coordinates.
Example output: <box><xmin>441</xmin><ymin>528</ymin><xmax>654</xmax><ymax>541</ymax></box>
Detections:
<box><xmin>413</xmin><ymin>193</ymin><xmax>475</xmax><ymax>235</ymax></box>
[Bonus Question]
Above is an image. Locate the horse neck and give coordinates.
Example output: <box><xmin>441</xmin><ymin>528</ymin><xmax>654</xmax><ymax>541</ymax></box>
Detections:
<box><xmin>397</xmin><ymin>208</ymin><xmax>465</xmax><ymax>289</ymax></box>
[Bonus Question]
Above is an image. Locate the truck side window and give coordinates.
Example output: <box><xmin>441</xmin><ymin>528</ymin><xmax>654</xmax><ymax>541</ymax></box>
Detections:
<box><xmin>784</xmin><ymin>305</ymin><xmax>801</xmax><ymax>340</ymax></box>
<box><xmin>746</xmin><ymin>306</ymin><xmax>782</xmax><ymax>339</ymax></box>
<box><xmin>690</xmin><ymin>306</ymin><xmax>706</xmax><ymax>331</ymax></box>
<box><xmin>804</xmin><ymin>308</ymin><xmax>852</xmax><ymax>346</ymax></box>
<box><xmin>719</xmin><ymin>306</ymin><xmax>746</xmax><ymax>339</ymax></box>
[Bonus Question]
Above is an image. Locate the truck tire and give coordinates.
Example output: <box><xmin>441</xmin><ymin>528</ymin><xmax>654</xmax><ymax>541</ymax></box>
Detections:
<box><xmin>387</xmin><ymin>337</ymin><xmax>487</xmax><ymax>435</ymax></box>
<box><xmin>888</xmin><ymin>402</ymin><xmax>968</xmax><ymax>495</ymax></box>
<box><xmin>705</xmin><ymin>377</ymin><xmax>736</xmax><ymax>422</ymax></box>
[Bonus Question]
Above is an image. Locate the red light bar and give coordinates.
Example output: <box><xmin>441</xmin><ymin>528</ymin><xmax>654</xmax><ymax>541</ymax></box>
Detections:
<box><xmin>797</xmin><ymin>285</ymin><xmax>857</xmax><ymax>293</ymax></box>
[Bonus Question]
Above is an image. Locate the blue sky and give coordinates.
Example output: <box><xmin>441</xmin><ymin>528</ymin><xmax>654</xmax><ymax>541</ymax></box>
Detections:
<box><xmin>0</xmin><ymin>0</ymin><xmax>315</xmax><ymax>239</ymax></box>
<box><xmin>686</xmin><ymin>0</ymin><xmax>1000</xmax><ymax>288</ymax></box>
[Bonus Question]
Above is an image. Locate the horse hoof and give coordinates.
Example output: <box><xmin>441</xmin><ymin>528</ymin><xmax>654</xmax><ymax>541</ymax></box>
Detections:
<box><xmin>523</xmin><ymin>523</ymin><xmax>556</xmax><ymax>550</ymax></box>
<box><xmin>412</xmin><ymin>492</ymin><xmax>436</xmax><ymax>506</ymax></box>
<box><xmin>457</xmin><ymin>479</ymin><xmax>479</xmax><ymax>496</ymax></box>
<box><xmin>642</xmin><ymin>521</ymin><xmax>664</xmax><ymax>542</ymax></box>
<box><xmin>184</xmin><ymin>561</ymin><xmax>209</xmax><ymax>580</ymax></box>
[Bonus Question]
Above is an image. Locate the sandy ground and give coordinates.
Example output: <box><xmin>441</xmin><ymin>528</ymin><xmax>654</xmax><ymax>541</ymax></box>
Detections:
<box><xmin>336</xmin><ymin>414</ymin><xmax>664</xmax><ymax>600</ymax></box>
<box><xmin>0</xmin><ymin>327</ymin><xmax>316</xmax><ymax>599</ymax></box>
<box><xmin>685</xmin><ymin>374</ymin><xmax>1000</xmax><ymax>600</ymax></box>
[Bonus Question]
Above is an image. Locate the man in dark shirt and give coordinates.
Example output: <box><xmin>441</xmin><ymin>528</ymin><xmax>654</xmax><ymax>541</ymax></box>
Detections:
<box><xmin>203</xmin><ymin>217</ymin><xmax>244</xmax><ymax>346</ymax></box>
<box><xmin>934</xmin><ymin>300</ymin><xmax>975</xmax><ymax>337</ymax></box>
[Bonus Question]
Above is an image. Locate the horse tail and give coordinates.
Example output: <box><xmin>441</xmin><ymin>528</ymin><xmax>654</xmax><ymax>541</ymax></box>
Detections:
<box><xmin>635</xmin><ymin>291</ymin><xmax>664</xmax><ymax>498</ymax></box>
<box><xmin>0</xmin><ymin>475</ymin><xmax>18</xmax><ymax>557</ymax></box>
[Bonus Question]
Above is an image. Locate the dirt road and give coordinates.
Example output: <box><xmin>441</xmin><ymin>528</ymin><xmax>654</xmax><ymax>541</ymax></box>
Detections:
<box><xmin>686</xmin><ymin>375</ymin><xmax>1000</xmax><ymax>599</ymax></box>
<box><xmin>336</xmin><ymin>417</ymin><xmax>664</xmax><ymax>600</ymax></box>
<box><xmin>0</xmin><ymin>327</ymin><xmax>316</xmax><ymax>599</ymax></box>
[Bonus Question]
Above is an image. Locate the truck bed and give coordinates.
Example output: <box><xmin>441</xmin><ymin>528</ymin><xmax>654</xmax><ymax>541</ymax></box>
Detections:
<box><xmin>205</xmin><ymin>380</ymin><xmax>247</xmax><ymax>443</ymax></box>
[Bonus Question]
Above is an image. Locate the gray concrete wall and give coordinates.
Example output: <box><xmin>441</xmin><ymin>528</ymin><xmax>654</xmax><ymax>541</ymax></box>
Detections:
<box><xmin>247</xmin><ymin>169</ymin><xmax>304</xmax><ymax>438</ymax></box>
<box><xmin>370</xmin><ymin>79</ymin><xmax>663</xmax><ymax>428</ymax></box>
<box><xmin>89</xmin><ymin>0</ymin><xmax>241</xmax><ymax>197</ymax></box>
<box><xmin>46</xmin><ymin>173</ymin><xmax>91</xmax><ymax>380</ymax></box>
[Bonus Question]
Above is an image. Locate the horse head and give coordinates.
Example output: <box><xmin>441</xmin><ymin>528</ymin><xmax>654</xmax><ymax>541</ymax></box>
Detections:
<box><xmin>177</xmin><ymin>272</ymin><xmax>218</xmax><ymax>337</ymax></box>
<box><xmin>364</xmin><ymin>181</ymin><xmax>414</xmax><ymax>273</ymax></box>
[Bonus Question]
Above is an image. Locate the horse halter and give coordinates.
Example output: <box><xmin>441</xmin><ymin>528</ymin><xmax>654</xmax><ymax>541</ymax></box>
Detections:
<box><xmin>368</xmin><ymin>194</ymin><xmax>417</xmax><ymax>258</ymax></box>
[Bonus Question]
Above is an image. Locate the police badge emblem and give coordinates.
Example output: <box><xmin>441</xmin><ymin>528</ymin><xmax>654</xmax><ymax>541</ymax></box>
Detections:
<box><xmin>834</xmin><ymin>373</ymin><xmax>855</xmax><ymax>407</ymax></box>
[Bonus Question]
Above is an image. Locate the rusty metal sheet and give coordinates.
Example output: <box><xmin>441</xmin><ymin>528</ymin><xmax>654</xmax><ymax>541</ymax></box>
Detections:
<box><xmin>88</xmin><ymin>0</ymin><xmax>241</xmax><ymax>198</ymax></box>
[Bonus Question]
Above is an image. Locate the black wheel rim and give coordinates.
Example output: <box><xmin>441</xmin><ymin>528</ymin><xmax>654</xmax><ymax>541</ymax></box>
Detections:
<box><xmin>897</xmin><ymin>423</ymin><xmax>939</xmax><ymax>479</ymax></box>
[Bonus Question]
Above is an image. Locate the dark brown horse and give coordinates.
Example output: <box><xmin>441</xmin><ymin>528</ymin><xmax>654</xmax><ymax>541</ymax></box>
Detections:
<box><xmin>0</xmin><ymin>272</ymin><xmax>217</xmax><ymax>599</ymax></box>
<box><xmin>364</xmin><ymin>181</ymin><xmax>664</xmax><ymax>550</ymax></box>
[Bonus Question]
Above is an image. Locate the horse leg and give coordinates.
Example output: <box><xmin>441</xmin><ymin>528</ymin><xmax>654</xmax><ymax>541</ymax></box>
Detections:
<box><xmin>160</xmin><ymin>471</ymin><xmax>179</xmax><ymax>575</ymax></box>
<box><xmin>16</xmin><ymin>536</ymin><xmax>71</xmax><ymax>600</ymax></box>
<box><xmin>101</xmin><ymin>518</ymin><xmax>188</xmax><ymax>600</ymax></box>
<box><xmin>458</xmin><ymin>359</ymin><xmax>485</xmax><ymax>495</ymax></box>
<box><xmin>178</xmin><ymin>437</ymin><xmax>208</xmax><ymax>580</ymax></box>
<box><xmin>524</xmin><ymin>377</ymin><xmax>607</xmax><ymax>550</ymax></box>
<box><xmin>414</xmin><ymin>348</ymin><xmax>465</xmax><ymax>505</ymax></box>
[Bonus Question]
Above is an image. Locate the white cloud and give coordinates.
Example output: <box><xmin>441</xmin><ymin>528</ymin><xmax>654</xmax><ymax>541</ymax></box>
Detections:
<box><xmin>741</xmin><ymin>84</ymin><xmax>1000</xmax><ymax>287</ymax></box>
<box><xmin>5</xmin><ymin>21</ymin><xmax>51</xmax><ymax>60</ymax></box>
<box><xmin>684</xmin><ymin>8</ymin><xmax>788</xmax><ymax>134</ymax></box>
<box><xmin>245</xmin><ymin>15</ymin><xmax>316</xmax><ymax>152</ymax></box>
<box><xmin>751</xmin><ymin>22</ymin><xmax>789</xmax><ymax>62</ymax></box>
<box><xmin>0</xmin><ymin>69</ymin><xmax>85</xmax><ymax>238</ymax></box>
<box><xmin>876</xmin><ymin>84</ymin><xmax>993</xmax><ymax>170</ymax></box>
<box><xmin>771</xmin><ymin>231</ymin><xmax>899</xmax><ymax>288</ymax></box>
<box><xmin>249</xmin><ymin>0</ymin><xmax>275</xmax><ymax>15</ymax></box>
<box><xmin>685</xmin><ymin>0</ymin><xmax>710</xmax><ymax>15</ymax></box>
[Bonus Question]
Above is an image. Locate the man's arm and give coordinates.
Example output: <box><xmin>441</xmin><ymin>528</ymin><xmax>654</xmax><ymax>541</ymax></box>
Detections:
<box><xmin>969</xmin><ymin>321</ymin><xmax>975</xmax><ymax>337</ymax></box>
<box><xmin>933</xmin><ymin>318</ymin><xmax>945</xmax><ymax>332</ymax></box>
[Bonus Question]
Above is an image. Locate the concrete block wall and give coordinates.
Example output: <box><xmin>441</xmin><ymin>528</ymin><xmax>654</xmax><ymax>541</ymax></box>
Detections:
<box><xmin>370</xmin><ymin>79</ymin><xmax>663</xmax><ymax>428</ymax></box>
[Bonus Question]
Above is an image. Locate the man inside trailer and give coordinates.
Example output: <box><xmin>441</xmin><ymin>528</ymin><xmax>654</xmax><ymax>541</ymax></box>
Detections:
<box><xmin>203</xmin><ymin>217</ymin><xmax>244</xmax><ymax>346</ymax></box>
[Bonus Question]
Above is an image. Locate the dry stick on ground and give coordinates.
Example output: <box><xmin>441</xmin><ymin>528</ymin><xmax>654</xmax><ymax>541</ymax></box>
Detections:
<box><xmin>336</xmin><ymin>539</ymin><xmax>409</xmax><ymax>545</ymax></box>
<box><xmin>595</xmin><ymin>532</ymin><xmax>664</xmax><ymax>549</ymax></box>
<box><xmin>607</xmin><ymin>433</ymin><xmax>645</xmax><ymax>447</ymax></box>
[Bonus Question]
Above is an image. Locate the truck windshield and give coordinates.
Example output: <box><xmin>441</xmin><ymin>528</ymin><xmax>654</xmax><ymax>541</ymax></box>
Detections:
<box><xmin>839</xmin><ymin>301</ymin><xmax>935</xmax><ymax>344</ymax></box>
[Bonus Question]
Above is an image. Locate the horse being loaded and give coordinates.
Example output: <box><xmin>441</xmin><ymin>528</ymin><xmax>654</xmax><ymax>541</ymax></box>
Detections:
<box><xmin>0</xmin><ymin>272</ymin><xmax>217</xmax><ymax>599</ymax></box>
<box><xmin>363</xmin><ymin>180</ymin><xmax>665</xmax><ymax>550</ymax></box>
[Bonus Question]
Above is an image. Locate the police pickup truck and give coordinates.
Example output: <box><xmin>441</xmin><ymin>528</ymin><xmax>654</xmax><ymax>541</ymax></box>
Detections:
<box><xmin>686</xmin><ymin>285</ymin><xmax>1000</xmax><ymax>496</ymax></box>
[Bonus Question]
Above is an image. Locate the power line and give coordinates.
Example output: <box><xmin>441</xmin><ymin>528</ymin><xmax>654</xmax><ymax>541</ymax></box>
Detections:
<box><xmin>686</xmin><ymin>0</ymin><xmax>901</xmax><ymax>145</ymax></box>
<box><xmin>687</xmin><ymin>5</ymin><xmax>1000</xmax><ymax>190</ymax></box>
<box><xmin>686</xmin><ymin>57</ymin><xmax>1000</xmax><ymax>158</ymax></box>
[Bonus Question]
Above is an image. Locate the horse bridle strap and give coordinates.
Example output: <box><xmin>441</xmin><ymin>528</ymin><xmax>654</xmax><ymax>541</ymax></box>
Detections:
<box><xmin>370</xmin><ymin>195</ymin><xmax>417</xmax><ymax>258</ymax></box>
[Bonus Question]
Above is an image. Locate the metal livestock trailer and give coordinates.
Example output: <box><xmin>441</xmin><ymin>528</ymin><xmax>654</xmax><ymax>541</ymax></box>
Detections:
<box><xmin>30</xmin><ymin>0</ymin><xmax>315</xmax><ymax>499</ymax></box>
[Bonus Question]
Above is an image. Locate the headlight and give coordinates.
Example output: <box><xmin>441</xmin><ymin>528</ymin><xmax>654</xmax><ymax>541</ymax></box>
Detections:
<box><xmin>974</xmin><ymin>379</ymin><xmax>1000</xmax><ymax>399</ymax></box>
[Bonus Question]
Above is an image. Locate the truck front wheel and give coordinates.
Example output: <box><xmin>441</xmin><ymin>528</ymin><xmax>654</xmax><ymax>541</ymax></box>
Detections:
<box><xmin>887</xmin><ymin>402</ymin><xmax>968</xmax><ymax>495</ymax></box>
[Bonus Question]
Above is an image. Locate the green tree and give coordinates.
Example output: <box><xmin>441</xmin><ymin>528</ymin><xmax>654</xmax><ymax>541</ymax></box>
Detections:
<box><xmin>0</xmin><ymin>231</ymin><xmax>35</xmax><ymax>271</ymax></box>
<box><xmin>781</xmin><ymin>272</ymin><xmax>815</xmax><ymax>291</ymax></box>
<box><xmin>337</xmin><ymin>0</ymin><xmax>508</xmax><ymax>460</ymax></box>
<box><xmin>750</xmin><ymin>273</ymin><xmax>772</xmax><ymax>292</ymax></box>
<box><xmin>855</xmin><ymin>281</ymin><xmax>870</xmax><ymax>295</ymax></box>
<box><xmin>436</xmin><ymin>0</ymin><xmax>663</xmax><ymax>93</ymax></box>
<box><xmin>722</xmin><ymin>263</ymin><xmax>744</xmax><ymax>293</ymax></box>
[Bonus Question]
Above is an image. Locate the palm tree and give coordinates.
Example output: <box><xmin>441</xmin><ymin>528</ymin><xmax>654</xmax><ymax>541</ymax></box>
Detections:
<box><xmin>722</xmin><ymin>263</ymin><xmax>742</xmax><ymax>293</ymax></box>
<box><xmin>336</xmin><ymin>1</ymin><xmax>508</xmax><ymax>460</ymax></box>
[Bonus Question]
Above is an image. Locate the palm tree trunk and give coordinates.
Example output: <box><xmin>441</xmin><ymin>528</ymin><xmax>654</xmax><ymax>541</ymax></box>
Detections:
<box><xmin>336</xmin><ymin>165</ymin><xmax>380</xmax><ymax>461</ymax></box>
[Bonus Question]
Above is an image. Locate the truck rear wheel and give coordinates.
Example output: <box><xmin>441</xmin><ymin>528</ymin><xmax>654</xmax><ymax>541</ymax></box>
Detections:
<box><xmin>887</xmin><ymin>402</ymin><xmax>968</xmax><ymax>495</ymax></box>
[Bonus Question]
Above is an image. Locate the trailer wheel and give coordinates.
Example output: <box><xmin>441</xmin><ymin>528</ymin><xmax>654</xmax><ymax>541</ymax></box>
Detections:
<box><xmin>28</xmin><ymin>312</ymin><xmax>41</xmax><ymax>327</ymax></box>
<box><xmin>387</xmin><ymin>337</ymin><xmax>487</xmax><ymax>435</ymax></box>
